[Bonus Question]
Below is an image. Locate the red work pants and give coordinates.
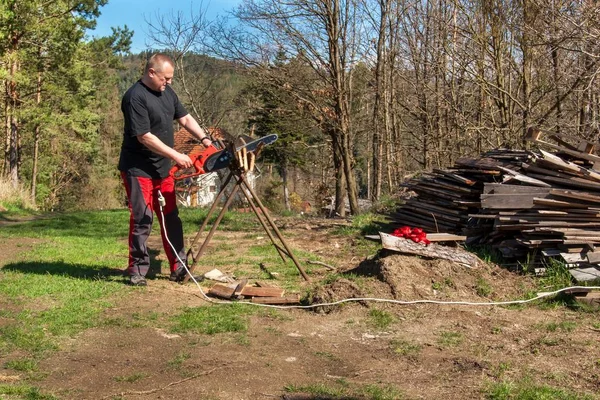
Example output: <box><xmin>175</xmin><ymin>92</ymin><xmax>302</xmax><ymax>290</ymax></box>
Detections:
<box><xmin>121</xmin><ymin>172</ymin><xmax>185</xmax><ymax>277</ymax></box>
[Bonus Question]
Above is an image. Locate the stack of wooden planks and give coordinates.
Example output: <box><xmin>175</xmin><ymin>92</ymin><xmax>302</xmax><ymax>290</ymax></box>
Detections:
<box><xmin>390</xmin><ymin>149</ymin><xmax>533</xmax><ymax>235</ymax></box>
<box><xmin>390</xmin><ymin>131</ymin><xmax>600</xmax><ymax>282</ymax></box>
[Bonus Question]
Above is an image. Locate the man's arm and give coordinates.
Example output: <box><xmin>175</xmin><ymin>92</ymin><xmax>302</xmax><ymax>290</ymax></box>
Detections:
<box><xmin>137</xmin><ymin>132</ymin><xmax>193</xmax><ymax>168</ymax></box>
<box><xmin>177</xmin><ymin>114</ymin><xmax>212</xmax><ymax>147</ymax></box>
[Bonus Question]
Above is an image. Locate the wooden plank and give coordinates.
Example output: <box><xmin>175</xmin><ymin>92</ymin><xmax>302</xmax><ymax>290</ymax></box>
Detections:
<box><xmin>527</xmin><ymin>173</ymin><xmax>600</xmax><ymax>191</ymax></box>
<box><xmin>522</xmin><ymin>162</ymin><xmax>582</xmax><ymax>181</ymax></box>
<box><xmin>412</xmin><ymin>183</ymin><xmax>469</xmax><ymax>199</ymax></box>
<box><xmin>404</xmin><ymin>206</ymin><xmax>464</xmax><ymax>223</ymax></box>
<box><xmin>432</xmin><ymin>169</ymin><xmax>477</xmax><ymax>186</ymax></box>
<box><xmin>550</xmin><ymin>189</ymin><xmax>600</xmax><ymax>205</ymax></box>
<box><xmin>483</xmin><ymin>183</ymin><xmax>551</xmax><ymax>195</ymax></box>
<box><xmin>255</xmin><ymin>280</ymin><xmax>276</xmax><ymax>288</ymax></box>
<box><xmin>559</xmin><ymin>253</ymin><xmax>588</xmax><ymax>264</ymax></box>
<box><xmin>587</xmin><ymin>252</ymin><xmax>600</xmax><ymax>263</ymax></box>
<box><xmin>539</xmin><ymin>149</ymin><xmax>586</xmax><ymax>173</ymax></box>
<box><xmin>532</xmin><ymin>198</ymin><xmax>591</xmax><ymax>209</ymax></box>
<box><xmin>535</xmin><ymin>140</ymin><xmax>600</xmax><ymax>164</ymax></box>
<box><xmin>392</xmin><ymin>211</ymin><xmax>458</xmax><ymax>230</ymax></box>
<box><xmin>447</xmin><ymin>168</ymin><xmax>501</xmax><ymax>176</ymax></box>
<box><xmin>481</xmin><ymin>194</ymin><xmax>542</xmax><ymax>209</ymax></box>
<box><xmin>208</xmin><ymin>283</ymin><xmax>237</xmax><ymax>299</ymax></box>
<box><xmin>426</xmin><ymin>233</ymin><xmax>467</xmax><ymax>241</ymax></box>
<box><xmin>240</xmin><ymin>286</ymin><xmax>285</xmax><ymax>297</ymax></box>
<box><xmin>570</xmin><ymin>267</ymin><xmax>600</xmax><ymax>282</ymax></box>
<box><xmin>406</xmin><ymin>200</ymin><xmax>465</xmax><ymax>216</ymax></box>
<box><xmin>499</xmin><ymin>167</ymin><xmax>552</xmax><ymax>187</ymax></box>
<box><xmin>234</xmin><ymin>279</ymin><xmax>248</xmax><ymax>296</ymax></box>
<box><xmin>380</xmin><ymin>232</ymin><xmax>480</xmax><ymax>267</ymax></box>
<box><xmin>454</xmin><ymin>157</ymin><xmax>505</xmax><ymax>170</ymax></box>
<box><xmin>250</xmin><ymin>295</ymin><xmax>301</xmax><ymax>304</ymax></box>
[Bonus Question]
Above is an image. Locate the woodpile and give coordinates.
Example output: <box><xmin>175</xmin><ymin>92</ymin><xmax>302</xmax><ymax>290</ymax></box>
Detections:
<box><xmin>390</xmin><ymin>129</ymin><xmax>600</xmax><ymax>282</ymax></box>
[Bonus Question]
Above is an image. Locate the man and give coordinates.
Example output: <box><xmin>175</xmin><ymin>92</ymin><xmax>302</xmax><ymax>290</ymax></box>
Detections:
<box><xmin>118</xmin><ymin>53</ymin><xmax>212</xmax><ymax>286</ymax></box>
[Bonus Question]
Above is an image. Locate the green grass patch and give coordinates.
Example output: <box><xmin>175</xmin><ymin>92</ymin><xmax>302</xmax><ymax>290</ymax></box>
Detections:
<box><xmin>4</xmin><ymin>357</ymin><xmax>38</xmax><ymax>372</ymax></box>
<box><xmin>368</xmin><ymin>309</ymin><xmax>396</xmax><ymax>330</ymax></box>
<box><xmin>167</xmin><ymin>351</ymin><xmax>192</xmax><ymax>369</ymax></box>
<box><xmin>540</xmin><ymin>321</ymin><xmax>577</xmax><ymax>333</ymax></box>
<box><xmin>484</xmin><ymin>377</ymin><xmax>595</xmax><ymax>399</ymax></box>
<box><xmin>438</xmin><ymin>330</ymin><xmax>464</xmax><ymax>347</ymax></box>
<box><xmin>476</xmin><ymin>276</ymin><xmax>493</xmax><ymax>297</ymax></box>
<box><xmin>170</xmin><ymin>304</ymin><xmax>256</xmax><ymax>335</ymax></box>
<box><xmin>0</xmin><ymin>384</ymin><xmax>58</xmax><ymax>400</ymax></box>
<box><xmin>284</xmin><ymin>383</ymin><xmax>348</xmax><ymax>397</ymax></box>
<box><xmin>538</xmin><ymin>258</ymin><xmax>573</xmax><ymax>292</ymax></box>
<box><xmin>390</xmin><ymin>339</ymin><xmax>422</xmax><ymax>357</ymax></box>
<box><xmin>284</xmin><ymin>382</ymin><xmax>404</xmax><ymax>400</ymax></box>
<box><xmin>114</xmin><ymin>372</ymin><xmax>147</xmax><ymax>383</ymax></box>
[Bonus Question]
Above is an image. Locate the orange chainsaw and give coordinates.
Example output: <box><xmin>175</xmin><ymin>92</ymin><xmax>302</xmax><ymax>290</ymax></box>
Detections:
<box><xmin>169</xmin><ymin>144</ymin><xmax>220</xmax><ymax>181</ymax></box>
<box><xmin>169</xmin><ymin>134</ymin><xmax>278</xmax><ymax>180</ymax></box>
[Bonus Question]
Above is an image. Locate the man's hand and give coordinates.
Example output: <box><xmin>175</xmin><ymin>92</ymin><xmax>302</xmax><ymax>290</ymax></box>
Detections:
<box><xmin>173</xmin><ymin>152</ymin><xmax>193</xmax><ymax>169</ymax></box>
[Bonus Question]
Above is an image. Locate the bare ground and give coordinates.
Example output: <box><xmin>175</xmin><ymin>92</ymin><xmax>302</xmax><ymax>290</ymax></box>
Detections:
<box><xmin>1</xmin><ymin>218</ymin><xmax>600</xmax><ymax>400</ymax></box>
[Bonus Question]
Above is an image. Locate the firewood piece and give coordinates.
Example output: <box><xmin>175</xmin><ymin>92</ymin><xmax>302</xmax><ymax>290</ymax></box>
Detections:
<box><xmin>380</xmin><ymin>232</ymin><xmax>480</xmax><ymax>267</ymax></box>
<box><xmin>255</xmin><ymin>281</ymin><xmax>275</xmax><ymax>288</ymax></box>
<box><xmin>234</xmin><ymin>279</ymin><xmax>248</xmax><ymax>296</ymax></box>
<box><xmin>240</xmin><ymin>286</ymin><xmax>285</xmax><ymax>297</ymax></box>
<box><xmin>248</xmin><ymin>152</ymin><xmax>256</xmax><ymax>172</ymax></box>
<box><xmin>242</xmin><ymin>146</ymin><xmax>248</xmax><ymax>171</ymax></box>
<box><xmin>208</xmin><ymin>283</ymin><xmax>237</xmax><ymax>299</ymax></box>
<box><xmin>250</xmin><ymin>295</ymin><xmax>301</xmax><ymax>304</ymax></box>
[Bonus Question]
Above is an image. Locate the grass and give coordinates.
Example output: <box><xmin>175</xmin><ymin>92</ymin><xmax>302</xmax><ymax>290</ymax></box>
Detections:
<box><xmin>438</xmin><ymin>330</ymin><xmax>464</xmax><ymax>347</ymax></box>
<box><xmin>540</xmin><ymin>321</ymin><xmax>577</xmax><ymax>333</ymax></box>
<box><xmin>367</xmin><ymin>308</ymin><xmax>396</xmax><ymax>330</ymax></box>
<box><xmin>0</xmin><ymin>177</ymin><xmax>38</xmax><ymax>218</ymax></box>
<box><xmin>284</xmin><ymin>382</ymin><xmax>404</xmax><ymax>400</ymax></box>
<box><xmin>170</xmin><ymin>304</ymin><xmax>256</xmax><ymax>335</ymax></box>
<box><xmin>4</xmin><ymin>357</ymin><xmax>39</xmax><ymax>372</ymax></box>
<box><xmin>0</xmin><ymin>384</ymin><xmax>58</xmax><ymax>400</ymax></box>
<box><xmin>390</xmin><ymin>339</ymin><xmax>422</xmax><ymax>357</ymax></box>
<box><xmin>484</xmin><ymin>377</ymin><xmax>596</xmax><ymax>399</ymax></box>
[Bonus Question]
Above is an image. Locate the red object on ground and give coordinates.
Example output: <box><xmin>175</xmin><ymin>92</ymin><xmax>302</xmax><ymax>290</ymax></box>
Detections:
<box><xmin>391</xmin><ymin>226</ymin><xmax>430</xmax><ymax>245</ymax></box>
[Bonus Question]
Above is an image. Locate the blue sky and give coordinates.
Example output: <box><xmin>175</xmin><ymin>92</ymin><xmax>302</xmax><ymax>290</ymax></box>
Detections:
<box><xmin>89</xmin><ymin>0</ymin><xmax>242</xmax><ymax>53</ymax></box>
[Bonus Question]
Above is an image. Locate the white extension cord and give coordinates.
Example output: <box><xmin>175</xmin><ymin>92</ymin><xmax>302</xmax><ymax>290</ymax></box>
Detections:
<box><xmin>157</xmin><ymin>191</ymin><xmax>600</xmax><ymax>310</ymax></box>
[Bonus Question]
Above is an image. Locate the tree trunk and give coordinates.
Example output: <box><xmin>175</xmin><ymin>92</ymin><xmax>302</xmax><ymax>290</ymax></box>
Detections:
<box><xmin>31</xmin><ymin>70</ymin><xmax>43</xmax><ymax>204</ymax></box>
<box><xmin>371</xmin><ymin>0</ymin><xmax>388</xmax><ymax>201</ymax></box>
<box><xmin>332</xmin><ymin>132</ymin><xmax>346</xmax><ymax>217</ymax></box>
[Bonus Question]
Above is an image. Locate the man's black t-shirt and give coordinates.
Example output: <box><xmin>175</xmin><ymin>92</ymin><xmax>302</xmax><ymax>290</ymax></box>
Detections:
<box><xmin>118</xmin><ymin>80</ymin><xmax>188</xmax><ymax>178</ymax></box>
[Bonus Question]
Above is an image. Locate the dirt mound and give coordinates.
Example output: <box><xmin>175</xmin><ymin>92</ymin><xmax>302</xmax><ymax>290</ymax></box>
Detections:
<box><xmin>309</xmin><ymin>278</ymin><xmax>368</xmax><ymax>313</ymax></box>
<box><xmin>377</xmin><ymin>253</ymin><xmax>533</xmax><ymax>302</ymax></box>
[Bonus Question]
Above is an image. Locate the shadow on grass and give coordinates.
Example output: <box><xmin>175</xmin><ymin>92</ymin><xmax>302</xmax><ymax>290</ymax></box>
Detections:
<box><xmin>2</xmin><ymin>261</ymin><xmax>126</xmax><ymax>280</ymax></box>
<box><xmin>0</xmin><ymin>210</ymin><xmax>129</xmax><ymax>239</ymax></box>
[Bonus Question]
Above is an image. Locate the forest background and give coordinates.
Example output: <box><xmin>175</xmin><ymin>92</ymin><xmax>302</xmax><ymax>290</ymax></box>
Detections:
<box><xmin>2</xmin><ymin>0</ymin><xmax>600</xmax><ymax>217</ymax></box>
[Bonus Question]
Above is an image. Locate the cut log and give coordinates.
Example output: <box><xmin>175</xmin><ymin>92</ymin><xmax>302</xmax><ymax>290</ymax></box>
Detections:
<box><xmin>380</xmin><ymin>232</ymin><xmax>480</xmax><ymax>267</ymax></box>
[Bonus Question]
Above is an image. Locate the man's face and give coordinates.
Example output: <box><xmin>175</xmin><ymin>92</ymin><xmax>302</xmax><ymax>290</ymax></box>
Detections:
<box><xmin>148</xmin><ymin>62</ymin><xmax>174</xmax><ymax>92</ymax></box>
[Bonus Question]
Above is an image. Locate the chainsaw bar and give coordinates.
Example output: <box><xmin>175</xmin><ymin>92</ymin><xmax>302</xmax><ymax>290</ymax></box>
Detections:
<box><xmin>204</xmin><ymin>134</ymin><xmax>278</xmax><ymax>172</ymax></box>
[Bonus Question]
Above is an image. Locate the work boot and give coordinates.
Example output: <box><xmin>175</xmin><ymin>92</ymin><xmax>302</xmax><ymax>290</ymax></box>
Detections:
<box><xmin>130</xmin><ymin>275</ymin><xmax>147</xmax><ymax>286</ymax></box>
<box><xmin>169</xmin><ymin>266</ymin><xmax>203</xmax><ymax>283</ymax></box>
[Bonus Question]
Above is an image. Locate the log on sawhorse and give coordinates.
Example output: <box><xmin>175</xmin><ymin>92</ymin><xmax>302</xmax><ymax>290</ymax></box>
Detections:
<box><xmin>182</xmin><ymin>168</ymin><xmax>310</xmax><ymax>284</ymax></box>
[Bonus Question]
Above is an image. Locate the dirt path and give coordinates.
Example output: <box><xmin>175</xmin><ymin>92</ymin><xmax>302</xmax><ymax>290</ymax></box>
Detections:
<box><xmin>2</xmin><ymin>218</ymin><xmax>600</xmax><ymax>399</ymax></box>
